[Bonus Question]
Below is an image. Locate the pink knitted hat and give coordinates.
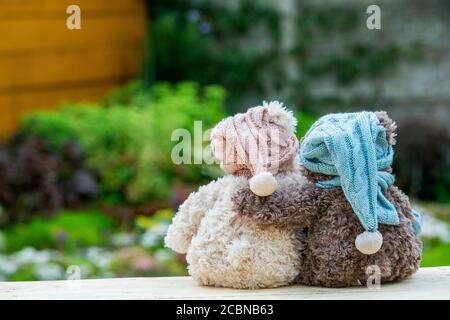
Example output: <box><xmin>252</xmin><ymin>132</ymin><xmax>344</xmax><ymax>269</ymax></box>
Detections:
<box><xmin>211</xmin><ymin>101</ymin><xmax>299</xmax><ymax>196</ymax></box>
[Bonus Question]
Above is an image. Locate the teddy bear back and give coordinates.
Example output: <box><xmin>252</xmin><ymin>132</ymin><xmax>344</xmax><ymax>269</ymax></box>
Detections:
<box><xmin>298</xmin><ymin>111</ymin><xmax>404</xmax><ymax>255</ymax></box>
<box><xmin>210</xmin><ymin>101</ymin><xmax>299</xmax><ymax>196</ymax></box>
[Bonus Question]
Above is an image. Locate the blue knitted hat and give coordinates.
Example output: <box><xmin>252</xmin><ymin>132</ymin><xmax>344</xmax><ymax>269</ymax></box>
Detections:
<box><xmin>300</xmin><ymin>111</ymin><xmax>399</xmax><ymax>254</ymax></box>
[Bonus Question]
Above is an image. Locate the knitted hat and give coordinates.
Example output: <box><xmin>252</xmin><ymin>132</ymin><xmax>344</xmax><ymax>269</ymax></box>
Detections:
<box><xmin>300</xmin><ymin>111</ymin><xmax>399</xmax><ymax>255</ymax></box>
<box><xmin>211</xmin><ymin>101</ymin><xmax>298</xmax><ymax>196</ymax></box>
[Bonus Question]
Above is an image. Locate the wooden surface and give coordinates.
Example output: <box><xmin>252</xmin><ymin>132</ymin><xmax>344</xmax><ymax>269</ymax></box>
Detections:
<box><xmin>0</xmin><ymin>267</ymin><xmax>449</xmax><ymax>300</ymax></box>
<box><xmin>0</xmin><ymin>0</ymin><xmax>147</xmax><ymax>139</ymax></box>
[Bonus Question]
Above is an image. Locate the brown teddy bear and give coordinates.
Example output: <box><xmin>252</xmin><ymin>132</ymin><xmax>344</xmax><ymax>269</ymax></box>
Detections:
<box><xmin>233</xmin><ymin>111</ymin><xmax>422</xmax><ymax>288</ymax></box>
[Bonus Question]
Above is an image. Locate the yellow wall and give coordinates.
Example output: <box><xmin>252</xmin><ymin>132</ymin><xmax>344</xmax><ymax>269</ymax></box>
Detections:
<box><xmin>0</xmin><ymin>0</ymin><xmax>147</xmax><ymax>138</ymax></box>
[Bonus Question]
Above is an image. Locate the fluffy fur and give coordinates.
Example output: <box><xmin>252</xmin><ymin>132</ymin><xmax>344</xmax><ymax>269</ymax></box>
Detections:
<box><xmin>264</xmin><ymin>100</ymin><xmax>298</xmax><ymax>134</ymax></box>
<box><xmin>233</xmin><ymin>179</ymin><xmax>422</xmax><ymax>287</ymax></box>
<box><xmin>232</xmin><ymin>112</ymin><xmax>422</xmax><ymax>288</ymax></box>
<box><xmin>165</xmin><ymin>173</ymin><xmax>307</xmax><ymax>289</ymax></box>
<box><xmin>375</xmin><ymin>110</ymin><xmax>397</xmax><ymax>145</ymax></box>
<box><xmin>165</xmin><ymin>102</ymin><xmax>306</xmax><ymax>289</ymax></box>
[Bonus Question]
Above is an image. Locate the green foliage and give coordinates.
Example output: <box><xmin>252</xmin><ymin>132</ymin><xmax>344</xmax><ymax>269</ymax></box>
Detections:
<box><xmin>135</xmin><ymin>209</ymin><xmax>173</xmax><ymax>230</ymax></box>
<box><xmin>418</xmin><ymin>202</ymin><xmax>450</xmax><ymax>267</ymax></box>
<box><xmin>290</xmin><ymin>1</ymin><xmax>410</xmax><ymax>112</ymax></box>
<box><xmin>295</xmin><ymin>112</ymin><xmax>317</xmax><ymax>138</ymax></box>
<box><xmin>302</xmin><ymin>45</ymin><xmax>402</xmax><ymax>85</ymax></box>
<box><xmin>3</xmin><ymin>210</ymin><xmax>115</xmax><ymax>253</ymax></box>
<box><xmin>135</xmin><ymin>209</ymin><xmax>173</xmax><ymax>252</ymax></box>
<box><xmin>394</xmin><ymin>119</ymin><xmax>450</xmax><ymax>202</ymax></box>
<box><xmin>103</xmin><ymin>80</ymin><xmax>152</xmax><ymax>108</ymax></box>
<box><xmin>148</xmin><ymin>0</ymin><xmax>282</xmax><ymax>109</ymax></box>
<box><xmin>21</xmin><ymin>82</ymin><xmax>226</xmax><ymax>205</ymax></box>
<box><xmin>421</xmin><ymin>243</ymin><xmax>450</xmax><ymax>267</ymax></box>
<box><xmin>0</xmin><ymin>136</ymin><xmax>99</xmax><ymax>224</ymax></box>
<box><xmin>8</xmin><ymin>264</ymin><xmax>40</xmax><ymax>282</ymax></box>
<box><xmin>434</xmin><ymin>165</ymin><xmax>450</xmax><ymax>204</ymax></box>
<box><xmin>149</xmin><ymin>1</ymin><xmax>417</xmax><ymax>114</ymax></box>
<box><xmin>418</xmin><ymin>202</ymin><xmax>450</xmax><ymax>225</ymax></box>
<box><xmin>0</xmin><ymin>208</ymin><xmax>187</xmax><ymax>281</ymax></box>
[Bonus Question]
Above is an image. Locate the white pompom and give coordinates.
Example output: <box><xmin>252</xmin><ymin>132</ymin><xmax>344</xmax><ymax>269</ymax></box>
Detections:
<box><xmin>355</xmin><ymin>231</ymin><xmax>383</xmax><ymax>255</ymax></box>
<box><xmin>249</xmin><ymin>172</ymin><xmax>277</xmax><ymax>196</ymax></box>
<box><xmin>263</xmin><ymin>100</ymin><xmax>297</xmax><ymax>133</ymax></box>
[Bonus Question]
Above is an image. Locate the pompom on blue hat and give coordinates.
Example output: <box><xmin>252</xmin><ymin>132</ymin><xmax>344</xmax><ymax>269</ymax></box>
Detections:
<box><xmin>300</xmin><ymin>111</ymin><xmax>401</xmax><ymax>254</ymax></box>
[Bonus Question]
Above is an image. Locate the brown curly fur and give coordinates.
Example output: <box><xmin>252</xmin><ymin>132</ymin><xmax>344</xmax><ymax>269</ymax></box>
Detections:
<box><xmin>375</xmin><ymin>111</ymin><xmax>397</xmax><ymax>145</ymax></box>
<box><xmin>232</xmin><ymin>112</ymin><xmax>422</xmax><ymax>288</ymax></box>
<box><xmin>233</xmin><ymin>174</ymin><xmax>422</xmax><ymax>287</ymax></box>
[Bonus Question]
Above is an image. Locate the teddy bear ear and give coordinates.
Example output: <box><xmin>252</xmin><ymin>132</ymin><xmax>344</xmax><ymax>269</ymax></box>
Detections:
<box><xmin>375</xmin><ymin>111</ymin><xmax>397</xmax><ymax>145</ymax></box>
<box><xmin>263</xmin><ymin>101</ymin><xmax>298</xmax><ymax>134</ymax></box>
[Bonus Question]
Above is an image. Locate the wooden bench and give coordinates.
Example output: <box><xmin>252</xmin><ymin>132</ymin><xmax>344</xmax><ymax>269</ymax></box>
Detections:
<box><xmin>0</xmin><ymin>266</ymin><xmax>448</xmax><ymax>300</ymax></box>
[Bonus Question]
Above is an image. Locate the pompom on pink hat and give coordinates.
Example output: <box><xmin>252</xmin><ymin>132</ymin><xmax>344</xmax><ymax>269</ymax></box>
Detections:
<box><xmin>211</xmin><ymin>101</ymin><xmax>299</xmax><ymax>196</ymax></box>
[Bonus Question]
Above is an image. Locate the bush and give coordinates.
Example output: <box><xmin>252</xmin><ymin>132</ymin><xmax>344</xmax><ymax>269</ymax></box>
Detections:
<box><xmin>0</xmin><ymin>136</ymin><xmax>99</xmax><ymax>224</ymax></box>
<box><xmin>148</xmin><ymin>1</ymin><xmax>418</xmax><ymax>115</ymax></box>
<box><xmin>103</xmin><ymin>80</ymin><xmax>152</xmax><ymax>108</ymax></box>
<box><xmin>148</xmin><ymin>1</ymin><xmax>282</xmax><ymax>108</ymax></box>
<box><xmin>394</xmin><ymin>118</ymin><xmax>450</xmax><ymax>202</ymax></box>
<box><xmin>0</xmin><ymin>208</ymin><xmax>187</xmax><ymax>280</ymax></box>
<box><xmin>295</xmin><ymin>112</ymin><xmax>317</xmax><ymax>138</ymax></box>
<box><xmin>3</xmin><ymin>210</ymin><xmax>115</xmax><ymax>253</ymax></box>
<box><xmin>421</xmin><ymin>243</ymin><xmax>450</xmax><ymax>267</ymax></box>
<box><xmin>21</xmin><ymin>82</ymin><xmax>226</xmax><ymax>205</ymax></box>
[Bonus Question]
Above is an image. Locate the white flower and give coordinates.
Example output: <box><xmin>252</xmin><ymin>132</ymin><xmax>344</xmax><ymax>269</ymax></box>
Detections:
<box><xmin>79</xmin><ymin>264</ymin><xmax>92</xmax><ymax>278</ymax></box>
<box><xmin>35</xmin><ymin>263</ymin><xmax>63</xmax><ymax>280</ymax></box>
<box><xmin>419</xmin><ymin>212</ymin><xmax>450</xmax><ymax>242</ymax></box>
<box><xmin>110</xmin><ymin>232</ymin><xmax>135</xmax><ymax>247</ymax></box>
<box><xmin>152</xmin><ymin>222</ymin><xmax>170</xmax><ymax>237</ymax></box>
<box><xmin>0</xmin><ymin>255</ymin><xmax>18</xmax><ymax>275</ymax></box>
<box><xmin>154</xmin><ymin>249</ymin><xmax>172</xmax><ymax>263</ymax></box>
<box><xmin>140</xmin><ymin>221</ymin><xmax>170</xmax><ymax>248</ymax></box>
<box><xmin>85</xmin><ymin>247</ymin><xmax>112</xmax><ymax>270</ymax></box>
<box><xmin>140</xmin><ymin>231</ymin><xmax>159</xmax><ymax>248</ymax></box>
<box><xmin>13</xmin><ymin>247</ymin><xmax>54</xmax><ymax>265</ymax></box>
<box><xmin>101</xmin><ymin>271</ymin><xmax>115</xmax><ymax>278</ymax></box>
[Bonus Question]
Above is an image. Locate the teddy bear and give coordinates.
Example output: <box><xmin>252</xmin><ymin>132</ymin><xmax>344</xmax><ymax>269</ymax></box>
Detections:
<box><xmin>164</xmin><ymin>101</ymin><xmax>309</xmax><ymax>289</ymax></box>
<box><xmin>233</xmin><ymin>111</ymin><xmax>423</xmax><ymax>288</ymax></box>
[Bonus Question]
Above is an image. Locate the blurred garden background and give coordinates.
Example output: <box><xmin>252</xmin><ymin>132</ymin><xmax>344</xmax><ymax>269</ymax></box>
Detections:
<box><xmin>0</xmin><ymin>0</ymin><xmax>449</xmax><ymax>281</ymax></box>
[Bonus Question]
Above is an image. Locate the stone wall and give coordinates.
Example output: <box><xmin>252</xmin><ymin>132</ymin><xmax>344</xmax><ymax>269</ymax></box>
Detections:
<box><xmin>274</xmin><ymin>0</ymin><xmax>450</xmax><ymax>127</ymax></box>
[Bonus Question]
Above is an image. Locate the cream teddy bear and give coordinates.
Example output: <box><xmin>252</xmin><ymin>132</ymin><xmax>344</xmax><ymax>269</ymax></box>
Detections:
<box><xmin>164</xmin><ymin>102</ymin><xmax>307</xmax><ymax>289</ymax></box>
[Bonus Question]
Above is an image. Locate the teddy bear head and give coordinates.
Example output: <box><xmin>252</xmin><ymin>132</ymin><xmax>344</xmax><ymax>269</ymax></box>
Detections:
<box><xmin>210</xmin><ymin>101</ymin><xmax>299</xmax><ymax>196</ymax></box>
<box><xmin>299</xmin><ymin>111</ymin><xmax>397</xmax><ymax>184</ymax></box>
<box><xmin>298</xmin><ymin>110</ymin><xmax>398</xmax><ymax>255</ymax></box>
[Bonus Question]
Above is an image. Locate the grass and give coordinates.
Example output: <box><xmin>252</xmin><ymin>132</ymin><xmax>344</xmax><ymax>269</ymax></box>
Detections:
<box><xmin>417</xmin><ymin>201</ymin><xmax>450</xmax><ymax>267</ymax></box>
<box><xmin>421</xmin><ymin>242</ymin><xmax>450</xmax><ymax>267</ymax></box>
